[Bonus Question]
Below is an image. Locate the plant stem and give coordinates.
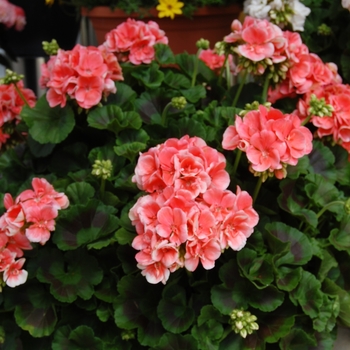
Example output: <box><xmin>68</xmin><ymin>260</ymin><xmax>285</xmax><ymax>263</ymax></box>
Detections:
<box><xmin>191</xmin><ymin>51</ymin><xmax>200</xmax><ymax>87</ymax></box>
<box><xmin>14</xmin><ymin>83</ymin><xmax>30</xmax><ymax>107</ymax></box>
<box><xmin>161</xmin><ymin>102</ymin><xmax>172</xmax><ymax>126</ymax></box>
<box><xmin>231</xmin><ymin>149</ymin><xmax>242</xmax><ymax>179</ymax></box>
<box><xmin>219</xmin><ymin>53</ymin><xmax>229</xmax><ymax>87</ymax></box>
<box><xmin>100</xmin><ymin>178</ymin><xmax>106</xmax><ymax>199</ymax></box>
<box><xmin>316</xmin><ymin>201</ymin><xmax>344</xmax><ymax>219</ymax></box>
<box><xmin>232</xmin><ymin>70</ymin><xmax>248</xmax><ymax>108</ymax></box>
<box><xmin>261</xmin><ymin>76</ymin><xmax>270</xmax><ymax>103</ymax></box>
<box><xmin>252</xmin><ymin>175</ymin><xmax>263</xmax><ymax>203</ymax></box>
<box><xmin>301</xmin><ymin>114</ymin><xmax>312</xmax><ymax>126</ymax></box>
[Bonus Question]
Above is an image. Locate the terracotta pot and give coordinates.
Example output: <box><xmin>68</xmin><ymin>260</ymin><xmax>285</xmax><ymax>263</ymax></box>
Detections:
<box><xmin>81</xmin><ymin>5</ymin><xmax>242</xmax><ymax>54</ymax></box>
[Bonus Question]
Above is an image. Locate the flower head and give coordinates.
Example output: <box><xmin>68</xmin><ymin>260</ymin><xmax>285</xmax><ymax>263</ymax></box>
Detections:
<box><xmin>156</xmin><ymin>0</ymin><xmax>184</xmax><ymax>20</ymax></box>
<box><xmin>229</xmin><ymin>308</ymin><xmax>259</xmax><ymax>338</ymax></box>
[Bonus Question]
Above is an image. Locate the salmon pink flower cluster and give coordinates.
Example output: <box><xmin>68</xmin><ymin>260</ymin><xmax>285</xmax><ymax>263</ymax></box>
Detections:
<box><xmin>0</xmin><ymin>0</ymin><xmax>26</xmax><ymax>31</ymax></box>
<box><xmin>103</xmin><ymin>18</ymin><xmax>168</xmax><ymax>65</ymax></box>
<box><xmin>297</xmin><ymin>82</ymin><xmax>350</xmax><ymax>157</ymax></box>
<box><xmin>0</xmin><ymin>178</ymin><xmax>69</xmax><ymax>288</ymax></box>
<box><xmin>0</xmin><ymin>80</ymin><xmax>36</xmax><ymax>148</ymax></box>
<box><xmin>129</xmin><ymin>135</ymin><xmax>259</xmax><ymax>284</ymax></box>
<box><xmin>40</xmin><ymin>44</ymin><xmax>124</xmax><ymax>109</ymax></box>
<box><xmin>267</xmin><ymin>31</ymin><xmax>341</xmax><ymax>102</ymax></box>
<box><xmin>224</xmin><ymin>16</ymin><xmax>287</xmax><ymax>75</ymax></box>
<box><xmin>222</xmin><ymin>105</ymin><xmax>313</xmax><ymax>180</ymax></box>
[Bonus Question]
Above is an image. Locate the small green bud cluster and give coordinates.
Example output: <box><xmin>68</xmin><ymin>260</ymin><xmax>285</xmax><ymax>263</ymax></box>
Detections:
<box><xmin>121</xmin><ymin>329</ymin><xmax>135</xmax><ymax>341</ymax></box>
<box><xmin>0</xmin><ymin>69</ymin><xmax>24</xmax><ymax>85</ymax></box>
<box><xmin>308</xmin><ymin>94</ymin><xmax>334</xmax><ymax>117</ymax></box>
<box><xmin>196</xmin><ymin>38</ymin><xmax>210</xmax><ymax>50</ymax></box>
<box><xmin>345</xmin><ymin>198</ymin><xmax>350</xmax><ymax>215</ymax></box>
<box><xmin>239</xmin><ymin>101</ymin><xmax>271</xmax><ymax>117</ymax></box>
<box><xmin>269</xmin><ymin>4</ymin><xmax>293</xmax><ymax>27</ymax></box>
<box><xmin>229</xmin><ymin>308</ymin><xmax>259</xmax><ymax>339</ymax></box>
<box><xmin>42</xmin><ymin>39</ymin><xmax>59</xmax><ymax>56</ymax></box>
<box><xmin>171</xmin><ymin>96</ymin><xmax>187</xmax><ymax>110</ymax></box>
<box><xmin>317</xmin><ymin>24</ymin><xmax>332</xmax><ymax>36</ymax></box>
<box><xmin>91</xmin><ymin>159</ymin><xmax>113</xmax><ymax>180</ymax></box>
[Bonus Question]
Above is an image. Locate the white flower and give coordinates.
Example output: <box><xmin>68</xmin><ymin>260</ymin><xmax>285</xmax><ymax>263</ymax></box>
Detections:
<box><xmin>243</xmin><ymin>0</ymin><xmax>271</xmax><ymax>19</ymax></box>
<box><xmin>288</xmin><ymin>0</ymin><xmax>311</xmax><ymax>31</ymax></box>
<box><xmin>342</xmin><ymin>0</ymin><xmax>350</xmax><ymax>10</ymax></box>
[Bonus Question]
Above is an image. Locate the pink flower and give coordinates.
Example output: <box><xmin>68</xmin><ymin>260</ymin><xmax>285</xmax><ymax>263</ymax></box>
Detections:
<box><xmin>199</xmin><ymin>49</ymin><xmax>226</xmax><ymax>72</ymax></box>
<box><xmin>0</xmin><ymin>0</ymin><xmax>26</xmax><ymax>31</ymax></box>
<box><xmin>41</xmin><ymin>44</ymin><xmax>124</xmax><ymax>109</ymax></box>
<box><xmin>139</xmin><ymin>261</ymin><xmax>170</xmax><ymax>284</ymax></box>
<box><xmin>3</xmin><ymin>258</ymin><xmax>28</xmax><ymax>288</ymax></box>
<box><xmin>104</xmin><ymin>18</ymin><xmax>168</xmax><ymax>65</ymax></box>
<box><xmin>156</xmin><ymin>207</ymin><xmax>188</xmax><ymax>245</ymax></box>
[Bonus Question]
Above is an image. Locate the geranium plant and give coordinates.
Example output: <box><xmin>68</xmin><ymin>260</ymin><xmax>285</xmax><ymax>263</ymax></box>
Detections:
<box><xmin>0</xmin><ymin>1</ymin><xmax>350</xmax><ymax>349</ymax></box>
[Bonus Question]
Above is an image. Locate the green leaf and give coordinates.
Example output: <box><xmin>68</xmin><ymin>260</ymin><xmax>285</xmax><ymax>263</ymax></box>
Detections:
<box><xmin>14</xmin><ymin>286</ymin><xmax>57</xmax><ymax>338</ymax></box>
<box><xmin>180</xmin><ymin>85</ymin><xmax>206</xmax><ymax>103</ymax></box>
<box><xmin>170</xmin><ymin>117</ymin><xmax>206</xmax><ymax>139</ymax></box>
<box><xmin>21</xmin><ymin>95</ymin><xmax>75</xmax><ymax>144</ymax></box>
<box><xmin>114</xmin><ymin>128</ymin><xmax>150</xmax><ymax>162</ymax></box>
<box><xmin>155</xmin><ymin>43</ymin><xmax>176</xmax><ymax>65</ymax></box>
<box><xmin>329</xmin><ymin>216</ymin><xmax>350</xmax><ymax>253</ymax></box>
<box><xmin>157</xmin><ymin>285</ymin><xmax>195</xmax><ymax>333</ymax></box>
<box><xmin>52</xmin><ymin>325</ymin><xmax>103</xmax><ymax>350</ymax></box>
<box><xmin>131</xmin><ymin>63</ymin><xmax>164</xmax><ymax>89</ymax></box>
<box><xmin>27</xmin><ymin>134</ymin><xmax>56</xmax><ymax>157</ymax></box>
<box><xmin>308</xmin><ymin>141</ymin><xmax>337</xmax><ymax>183</ymax></box>
<box><xmin>258</xmin><ymin>313</ymin><xmax>295</xmax><ymax>344</ymax></box>
<box><xmin>137</xmin><ymin>319</ymin><xmax>164</xmax><ymax>347</ymax></box>
<box><xmin>156</xmin><ymin>333</ymin><xmax>198</xmax><ymax>350</ymax></box>
<box><xmin>163</xmin><ymin>70</ymin><xmax>191</xmax><ymax>89</ymax></box>
<box><xmin>248</xmin><ymin>285</ymin><xmax>284</xmax><ymax>312</ymax></box>
<box><xmin>312</xmin><ymin>294</ymin><xmax>339</xmax><ymax>333</ymax></box>
<box><xmin>197</xmin><ymin>305</ymin><xmax>226</xmax><ymax>326</ymax></box>
<box><xmin>278</xmin><ymin>179</ymin><xmax>318</xmax><ymax>228</ymax></box>
<box><xmin>317</xmin><ymin>250</ymin><xmax>338</xmax><ymax>283</ymax></box>
<box><xmin>265</xmin><ymin>222</ymin><xmax>313</xmax><ymax>267</ymax></box>
<box><xmin>37</xmin><ymin>249</ymin><xmax>103</xmax><ymax>303</ymax></box>
<box><xmin>87</xmin><ymin>105</ymin><xmax>142</xmax><ymax>135</ymax></box>
<box><xmin>54</xmin><ymin>200</ymin><xmax>119</xmax><ymax>250</ymax></box>
<box><xmin>279</xmin><ymin>328</ymin><xmax>317</xmax><ymax>349</ymax></box>
<box><xmin>323</xmin><ymin>278</ymin><xmax>350</xmax><ymax>327</ymax></box>
<box><xmin>106</xmin><ymin>81</ymin><xmax>137</xmax><ymax>109</ymax></box>
<box><xmin>114</xmin><ymin>227</ymin><xmax>135</xmax><ymax>245</ymax></box>
<box><xmin>65</xmin><ymin>182</ymin><xmax>95</xmax><ymax>205</ymax></box>
<box><xmin>237</xmin><ymin>249</ymin><xmax>274</xmax><ymax>289</ymax></box>
<box><xmin>191</xmin><ymin>319</ymin><xmax>224</xmax><ymax>350</ymax></box>
<box><xmin>276</xmin><ymin>267</ymin><xmax>302</xmax><ymax>292</ymax></box>
<box><xmin>289</xmin><ymin>270</ymin><xmax>323</xmax><ymax>319</ymax></box>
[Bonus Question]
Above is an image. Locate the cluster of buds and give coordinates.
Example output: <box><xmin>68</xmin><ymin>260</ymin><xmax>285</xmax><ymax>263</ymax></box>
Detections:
<box><xmin>229</xmin><ymin>308</ymin><xmax>259</xmax><ymax>338</ymax></box>
<box><xmin>307</xmin><ymin>94</ymin><xmax>334</xmax><ymax>118</ymax></box>
<box><xmin>92</xmin><ymin>159</ymin><xmax>113</xmax><ymax>180</ymax></box>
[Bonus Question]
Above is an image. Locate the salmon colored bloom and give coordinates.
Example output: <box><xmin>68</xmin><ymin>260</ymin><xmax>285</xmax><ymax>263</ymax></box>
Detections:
<box><xmin>130</xmin><ymin>136</ymin><xmax>259</xmax><ymax>284</ymax></box>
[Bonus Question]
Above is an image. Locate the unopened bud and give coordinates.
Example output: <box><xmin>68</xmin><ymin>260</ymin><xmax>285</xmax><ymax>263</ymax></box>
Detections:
<box><xmin>171</xmin><ymin>96</ymin><xmax>187</xmax><ymax>110</ymax></box>
<box><xmin>42</xmin><ymin>39</ymin><xmax>59</xmax><ymax>56</ymax></box>
<box><xmin>196</xmin><ymin>38</ymin><xmax>210</xmax><ymax>50</ymax></box>
<box><xmin>0</xmin><ymin>69</ymin><xmax>24</xmax><ymax>85</ymax></box>
<box><xmin>92</xmin><ymin>159</ymin><xmax>113</xmax><ymax>180</ymax></box>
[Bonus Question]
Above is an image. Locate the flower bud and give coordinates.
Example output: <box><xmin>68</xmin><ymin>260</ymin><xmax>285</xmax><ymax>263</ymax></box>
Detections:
<box><xmin>196</xmin><ymin>38</ymin><xmax>210</xmax><ymax>50</ymax></box>
<box><xmin>229</xmin><ymin>308</ymin><xmax>259</xmax><ymax>338</ymax></box>
<box><xmin>42</xmin><ymin>39</ymin><xmax>59</xmax><ymax>56</ymax></box>
<box><xmin>0</xmin><ymin>69</ymin><xmax>24</xmax><ymax>85</ymax></box>
<box><xmin>92</xmin><ymin>159</ymin><xmax>113</xmax><ymax>180</ymax></box>
<box><xmin>308</xmin><ymin>94</ymin><xmax>333</xmax><ymax>117</ymax></box>
<box><xmin>171</xmin><ymin>96</ymin><xmax>187</xmax><ymax>110</ymax></box>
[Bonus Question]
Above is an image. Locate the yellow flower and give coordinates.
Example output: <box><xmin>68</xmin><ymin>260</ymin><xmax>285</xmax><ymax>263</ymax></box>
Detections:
<box><xmin>156</xmin><ymin>0</ymin><xmax>184</xmax><ymax>20</ymax></box>
<box><xmin>45</xmin><ymin>0</ymin><xmax>55</xmax><ymax>5</ymax></box>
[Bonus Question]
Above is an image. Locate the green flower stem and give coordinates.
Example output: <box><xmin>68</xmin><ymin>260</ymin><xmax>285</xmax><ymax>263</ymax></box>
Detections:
<box><xmin>100</xmin><ymin>178</ymin><xmax>106</xmax><ymax>199</ymax></box>
<box><xmin>261</xmin><ymin>76</ymin><xmax>270</xmax><ymax>103</ymax></box>
<box><xmin>232</xmin><ymin>70</ymin><xmax>248</xmax><ymax>108</ymax></box>
<box><xmin>301</xmin><ymin>114</ymin><xmax>312</xmax><ymax>126</ymax></box>
<box><xmin>252</xmin><ymin>175</ymin><xmax>263</xmax><ymax>203</ymax></box>
<box><xmin>14</xmin><ymin>83</ymin><xmax>30</xmax><ymax>107</ymax></box>
<box><xmin>231</xmin><ymin>149</ymin><xmax>242</xmax><ymax>179</ymax></box>
<box><xmin>191</xmin><ymin>51</ymin><xmax>200</xmax><ymax>87</ymax></box>
<box><xmin>161</xmin><ymin>102</ymin><xmax>172</xmax><ymax>126</ymax></box>
<box><xmin>219</xmin><ymin>53</ymin><xmax>230</xmax><ymax>87</ymax></box>
<box><xmin>316</xmin><ymin>201</ymin><xmax>345</xmax><ymax>219</ymax></box>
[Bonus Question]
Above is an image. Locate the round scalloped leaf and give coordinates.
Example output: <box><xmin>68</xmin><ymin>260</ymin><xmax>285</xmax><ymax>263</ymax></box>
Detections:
<box><xmin>157</xmin><ymin>285</ymin><xmax>195</xmax><ymax>334</ymax></box>
<box><xmin>156</xmin><ymin>333</ymin><xmax>198</xmax><ymax>350</ymax></box>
